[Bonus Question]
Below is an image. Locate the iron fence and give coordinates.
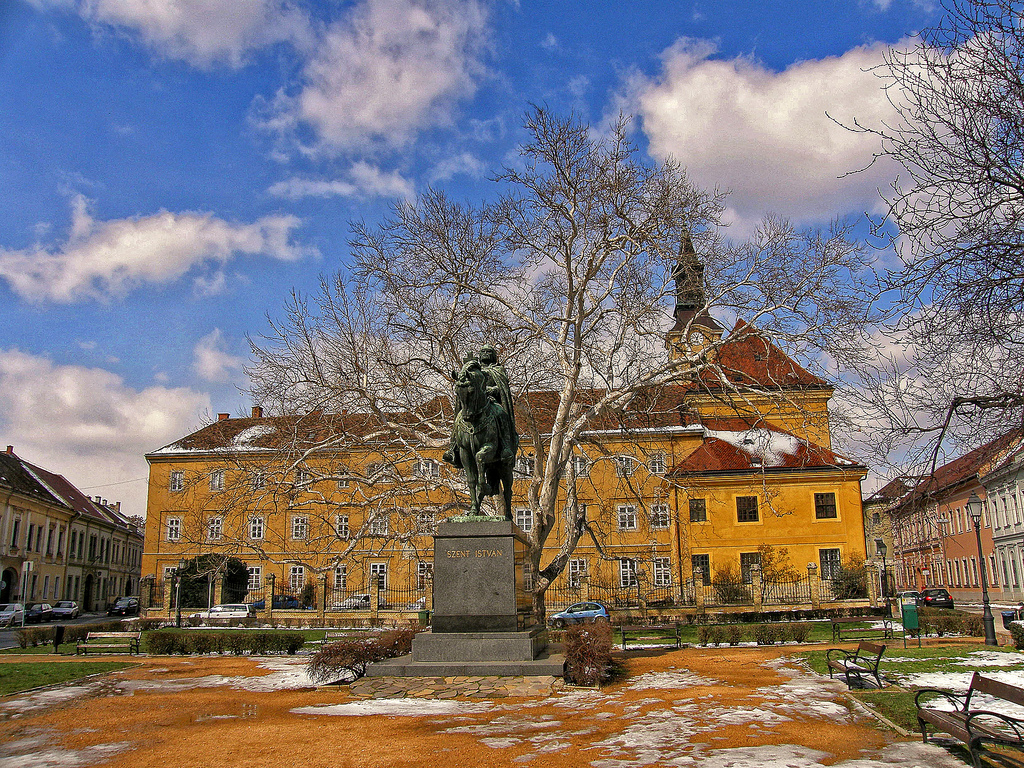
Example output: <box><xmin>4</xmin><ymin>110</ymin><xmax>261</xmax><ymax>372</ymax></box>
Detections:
<box><xmin>325</xmin><ymin>584</ymin><xmax>370</xmax><ymax>610</ymax></box>
<box><xmin>819</xmin><ymin>571</ymin><xmax>867</xmax><ymax>602</ymax></box>
<box><xmin>704</xmin><ymin>579</ymin><xmax>753</xmax><ymax>607</ymax></box>
<box><xmin>544</xmin><ymin>582</ymin><xmax>586</xmax><ymax>610</ymax></box>
<box><xmin>381</xmin><ymin>584</ymin><xmax>427</xmax><ymax>611</ymax></box>
<box><xmin>761</xmin><ymin>576</ymin><xmax>811</xmax><ymax>606</ymax></box>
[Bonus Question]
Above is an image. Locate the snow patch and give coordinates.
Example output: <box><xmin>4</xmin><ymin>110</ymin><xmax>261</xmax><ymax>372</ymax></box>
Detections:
<box><xmin>705</xmin><ymin>428</ymin><xmax>803</xmax><ymax>467</ymax></box>
<box><xmin>230</xmin><ymin>425</ymin><xmax>276</xmax><ymax>446</ymax></box>
<box><xmin>292</xmin><ymin>699</ymin><xmax>493</xmax><ymax>717</ymax></box>
<box><xmin>626</xmin><ymin>671</ymin><xmax>719</xmax><ymax>690</ymax></box>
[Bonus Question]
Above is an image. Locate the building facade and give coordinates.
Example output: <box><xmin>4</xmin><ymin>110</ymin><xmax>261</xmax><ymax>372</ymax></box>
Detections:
<box><xmin>982</xmin><ymin>445</ymin><xmax>1024</xmax><ymax>602</ymax></box>
<box><xmin>0</xmin><ymin>446</ymin><xmax>143</xmax><ymax>610</ymax></box>
<box><xmin>140</xmin><ymin>310</ymin><xmax>870</xmax><ymax>616</ymax></box>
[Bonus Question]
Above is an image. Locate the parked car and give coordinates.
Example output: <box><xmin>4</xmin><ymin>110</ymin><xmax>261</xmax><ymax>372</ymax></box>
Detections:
<box><xmin>896</xmin><ymin>590</ymin><xmax>922</xmax><ymax>604</ymax></box>
<box><xmin>188</xmin><ymin>603</ymin><xmax>257</xmax><ymax>620</ymax></box>
<box><xmin>107</xmin><ymin>597</ymin><xmax>139</xmax><ymax>616</ymax></box>
<box><xmin>335</xmin><ymin>593</ymin><xmax>371</xmax><ymax>610</ymax></box>
<box><xmin>25</xmin><ymin>603</ymin><xmax>54</xmax><ymax>623</ymax></box>
<box><xmin>51</xmin><ymin>601</ymin><xmax>80</xmax><ymax>620</ymax></box>
<box><xmin>0</xmin><ymin>603</ymin><xmax>25</xmax><ymax>627</ymax></box>
<box><xmin>920</xmin><ymin>587</ymin><xmax>955</xmax><ymax>609</ymax></box>
<box><xmin>250</xmin><ymin>595</ymin><xmax>300</xmax><ymax>610</ymax></box>
<box><xmin>547</xmin><ymin>601</ymin><xmax>610</xmax><ymax>628</ymax></box>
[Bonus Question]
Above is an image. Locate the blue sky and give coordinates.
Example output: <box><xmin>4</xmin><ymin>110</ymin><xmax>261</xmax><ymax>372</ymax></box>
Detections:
<box><xmin>0</xmin><ymin>0</ymin><xmax>937</xmax><ymax>515</ymax></box>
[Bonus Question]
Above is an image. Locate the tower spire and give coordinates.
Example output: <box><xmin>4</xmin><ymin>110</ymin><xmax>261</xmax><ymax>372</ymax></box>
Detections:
<box><xmin>666</xmin><ymin>231</ymin><xmax>723</xmax><ymax>361</ymax></box>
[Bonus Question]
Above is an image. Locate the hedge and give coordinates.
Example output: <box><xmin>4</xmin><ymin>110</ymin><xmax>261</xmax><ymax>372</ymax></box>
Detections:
<box><xmin>145</xmin><ymin>630</ymin><xmax>305</xmax><ymax>655</ymax></box>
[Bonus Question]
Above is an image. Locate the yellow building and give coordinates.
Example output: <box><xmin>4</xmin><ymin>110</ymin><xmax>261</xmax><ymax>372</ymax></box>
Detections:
<box><xmin>140</xmin><ymin>310</ymin><xmax>869</xmax><ymax>617</ymax></box>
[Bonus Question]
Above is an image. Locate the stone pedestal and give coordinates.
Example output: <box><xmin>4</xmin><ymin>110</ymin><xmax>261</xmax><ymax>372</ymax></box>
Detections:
<box><xmin>367</xmin><ymin>518</ymin><xmax>564</xmax><ymax>678</ymax></box>
<box><xmin>430</xmin><ymin>519</ymin><xmax>532</xmax><ymax>632</ymax></box>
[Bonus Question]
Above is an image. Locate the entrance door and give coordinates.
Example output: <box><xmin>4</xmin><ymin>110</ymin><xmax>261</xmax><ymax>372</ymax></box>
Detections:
<box><xmin>0</xmin><ymin>569</ymin><xmax>15</xmax><ymax>603</ymax></box>
<box><xmin>83</xmin><ymin>574</ymin><xmax>94</xmax><ymax>612</ymax></box>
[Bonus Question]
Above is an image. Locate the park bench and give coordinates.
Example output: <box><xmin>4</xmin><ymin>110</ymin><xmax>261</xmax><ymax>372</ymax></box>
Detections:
<box><xmin>620</xmin><ymin>623</ymin><xmax>681</xmax><ymax>650</ymax></box>
<box><xmin>826</xmin><ymin>641</ymin><xmax>886</xmax><ymax>689</ymax></box>
<box><xmin>830</xmin><ymin>616</ymin><xmax>894</xmax><ymax>642</ymax></box>
<box><xmin>76</xmin><ymin>631</ymin><xmax>141</xmax><ymax>655</ymax></box>
<box><xmin>917</xmin><ymin>672</ymin><xmax>1024</xmax><ymax>768</ymax></box>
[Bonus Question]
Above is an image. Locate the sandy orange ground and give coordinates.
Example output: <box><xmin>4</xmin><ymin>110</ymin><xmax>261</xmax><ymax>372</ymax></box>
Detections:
<box><xmin>0</xmin><ymin>648</ymin><xmax>949</xmax><ymax>768</ymax></box>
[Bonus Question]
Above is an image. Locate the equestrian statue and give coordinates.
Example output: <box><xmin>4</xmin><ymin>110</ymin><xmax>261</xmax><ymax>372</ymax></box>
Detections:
<box><xmin>443</xmin><ymin>345</ymin><xmax>519</xmax><ymax>519</ymax></box>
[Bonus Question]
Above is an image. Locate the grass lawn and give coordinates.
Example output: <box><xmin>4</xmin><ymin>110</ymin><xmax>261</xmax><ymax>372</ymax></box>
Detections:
<box><xmin>615</xmin><ymin>618</ymin><xmax>878</xmax><ymax>647</ymax></box>
<box><xmin>0</xmin><ymin>661</ymin><xmax>135</xmax><ymax>695</ymax></box>
<box><xmin>799</xmin><ymin>642</ymin><xmax>1024</xmax><ymax>734</ymax></box>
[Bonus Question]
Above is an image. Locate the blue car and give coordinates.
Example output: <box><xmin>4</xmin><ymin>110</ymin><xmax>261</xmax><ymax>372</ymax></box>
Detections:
<box><xmin>547</xmin><ymin>601</ymin><xmax>610</xmax><ymax>628</ymax></box>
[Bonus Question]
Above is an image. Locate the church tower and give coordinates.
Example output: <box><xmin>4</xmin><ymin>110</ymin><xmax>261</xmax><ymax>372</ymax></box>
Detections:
<box><xmin>665</xmin><ymin>233</ymin><xmax>723</xmax><ymax>361</ymax></box>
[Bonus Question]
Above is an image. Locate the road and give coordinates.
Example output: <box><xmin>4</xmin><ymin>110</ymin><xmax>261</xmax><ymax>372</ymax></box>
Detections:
<box><xmin>0</xmin><ymin>612</ymin><xmax>120</xmax><ymax>650</ymax></box>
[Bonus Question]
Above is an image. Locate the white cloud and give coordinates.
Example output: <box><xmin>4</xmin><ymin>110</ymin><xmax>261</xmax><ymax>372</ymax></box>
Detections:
<box><xmin>428</xmin><ymin>151</ymin><xmax>487</xmax><ymax>183</ymax></box>
<box><xmin>266</xmin><ymin>0</ymin><xmax>490</xmax><ymax>152</ymax></box>
<box><xmin>0</xmin><ymin>349</ymin><xmax>210</xmax><ymax>516</ymax></box>
<box><xmin>0</xmin><ymin>195</ymin><xmax>315</xmax><ymax>303</ymax></box>
<box><xmin>31</xmin><ymin>0</ymin><xmax>314</xmax><ymax>69</ymax></box>
<box><xmin>192</xmin><ymin>328</ymin><xmax>244</xmax><ymax>383</ymax></box>
<box><xmin>269</xmin><ymin>161</ymin><xmax>415</xmax><ymax>200</ymax></box>
<box><xmin>624</xmin><ymin>39</ymin><xmax>902</xmax><ymax>228</ymax></box>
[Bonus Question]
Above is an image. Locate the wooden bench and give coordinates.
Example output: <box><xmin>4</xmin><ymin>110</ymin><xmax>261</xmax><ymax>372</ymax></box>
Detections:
<box><xmin>917</xmin><ymin>672</ymin><xmax>1024</xmax><ymax>768</ymax></box>
<box><xmin>620</xmin><ymin>623</ymin><xmax>681</xmax><ymax>650</ymax></box>
<box><xmin>826</xmin><ymin>641</ymin><xmax>886</xmax><ymax>689</ymax></box>
<box><xmin>830</xmin><ymin>616</ymin><xmax>894</xmax><ymax>642</ymax></box>
<box><xmin>76</xmin><ymin>631</ymin><xmax>141</xmax><ymax>655</ymax></box>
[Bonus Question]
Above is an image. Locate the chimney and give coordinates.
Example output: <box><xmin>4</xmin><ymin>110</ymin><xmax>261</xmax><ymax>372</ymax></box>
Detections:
<box><xmin>251</xmin><ymin>406</ymin><xmax>263</xmax><ymax>419</ymax></box>
<box><xmin>113</xmin><ymin>501</ymin><xmax>121</xmax><ymax>513</ymax></box>
<box><xmin>218</xmin><ymin>412</ymin><xmax>230</xmax><ymax>421</ymax></box>
<box><xmin>5</xmin><ymin>445</ymin><xmax>12</xmax><ymax>455</ymax></box>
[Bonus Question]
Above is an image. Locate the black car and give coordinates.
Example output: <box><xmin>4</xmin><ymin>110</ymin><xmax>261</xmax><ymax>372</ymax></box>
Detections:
<box><xmin>25</xmin><ymin>603</ymin><xmax>53</xmax><ymax>623</ymax></box>
<box><xmin>920</xmin><ymin>587</ymin><xmax>954</xmax><ymax>609</ymax></box>
<box><xmin>107</xmin><ymin>597</ymin><xmax>139</xmax><ymax>616</ymax></box>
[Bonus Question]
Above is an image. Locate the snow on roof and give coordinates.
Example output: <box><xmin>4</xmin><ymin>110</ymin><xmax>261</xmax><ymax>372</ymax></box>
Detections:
<box><xmin>704</xmin><ymin>428</ymin><xmax>804</xmax><ymax>468</ymax></box>
<box><xmin>230</xmin><ymin>424</ymin><xmax>277</xmax><ymax>447</ymax></box>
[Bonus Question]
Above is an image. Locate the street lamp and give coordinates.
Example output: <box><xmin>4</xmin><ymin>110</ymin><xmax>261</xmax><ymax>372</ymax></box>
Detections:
<box><xmin>175</xmin><ymin>558</ymin><xmax>186</xmax><ymax>629</ymax></box>
<box><xmin>967</xmin><ymin>493</ymin><xmax>998</xmax><ymax>646</ymax></box>
<box><xmin>877</xmin><ymin>541</ymin><xmax>889</xmax><ymax>614</ymax></box>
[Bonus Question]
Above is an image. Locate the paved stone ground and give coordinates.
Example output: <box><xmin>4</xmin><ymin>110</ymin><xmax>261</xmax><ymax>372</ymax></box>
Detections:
<box><xmin>0</xmin><ymin>647</ymin><xmax>979</xmax><ymax>768</ymax></box>
<box><xmin>349</xmin><ymin>674</ymin><xmax>565</xmax><ymax>699</ymax></box>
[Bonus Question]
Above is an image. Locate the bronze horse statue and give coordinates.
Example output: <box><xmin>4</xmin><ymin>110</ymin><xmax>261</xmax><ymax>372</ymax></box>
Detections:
<box><xmin>447</xmin><ymin>359</ymin><xmax>516</xmax><ymax>519</ymax></box>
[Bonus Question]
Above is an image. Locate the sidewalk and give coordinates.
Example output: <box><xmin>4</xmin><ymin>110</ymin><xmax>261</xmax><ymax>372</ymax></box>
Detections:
<box><xmin>0</xmin><ymin>647</ymin><xmax>969</xmax><ymax>768</ymax></box>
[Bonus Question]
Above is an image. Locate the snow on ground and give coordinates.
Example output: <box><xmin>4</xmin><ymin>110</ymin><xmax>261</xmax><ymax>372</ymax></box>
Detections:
<box><xmin>292</xmin><ymin>699</ymin><xmax>493</xmax><ymax>717</ymax></box>
<box><xmin>952</xmin><ymin>650</ymin><xmax>1024</xmax><ymax>667</ymax></box>
<box><xmin>624</xmin><ymin>670</ymin><xmax>719</xmax><ymax>690</ymax></box>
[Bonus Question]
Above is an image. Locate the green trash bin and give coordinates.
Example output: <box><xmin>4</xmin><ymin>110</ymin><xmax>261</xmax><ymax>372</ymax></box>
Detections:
<box><xmin>901</xmin><ymin>600</ymin><xmax>920</xmax><ymax>647</ymax></box>
<box><xmin>418</xmin><ymin>609</ymin><xmax>430</xmax><ymax>626</ymax></box>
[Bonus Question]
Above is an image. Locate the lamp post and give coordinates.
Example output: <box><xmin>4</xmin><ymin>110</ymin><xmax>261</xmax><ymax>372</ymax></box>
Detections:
<box><xmin>877</xmin><ymin>541</ymin><xmax>889</xmax><ymax>615</ymax></box>
<box><xmin>174</xmin><ymin>558</ymin><xmax>186</xmax><ymax>629</ymax></box>
<box><xmin>967</xmin><ymin>493</ymin><xmax>998</xmax><ymax>646</ymax></box>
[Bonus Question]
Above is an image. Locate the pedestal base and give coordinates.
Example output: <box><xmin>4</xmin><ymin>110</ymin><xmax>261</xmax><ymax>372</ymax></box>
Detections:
<box><xmin>412</xmin><ymin>626</ymin><xmax>547</xmax><ymax>662</ymax></box>
<box><xmin>365</xmin><ymin>651</ymin><xmax>565</xmax><ymax>678</ymax></box>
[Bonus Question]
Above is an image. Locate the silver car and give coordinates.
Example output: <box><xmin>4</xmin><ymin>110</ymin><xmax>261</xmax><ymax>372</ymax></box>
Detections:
<box><xmin>0</xmin><ymin>603</ymin><xmax>25</xmax><ymax>627</ymax></box>
<box><xmin>51</xmin><ymin>601</ymin><xmax>80</xmax><ymax>620</ymax></box>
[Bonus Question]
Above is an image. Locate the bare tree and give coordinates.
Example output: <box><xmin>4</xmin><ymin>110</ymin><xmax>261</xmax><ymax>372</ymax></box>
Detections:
<box><xmin>848</xmin><ymin>0</ymin><xmax>1024</xmax><ymax>470</ymax></box>
<box><xmin>243</xmin><ymin>107</ymin><xmax>873</xmax><ymax>619</ymax></box>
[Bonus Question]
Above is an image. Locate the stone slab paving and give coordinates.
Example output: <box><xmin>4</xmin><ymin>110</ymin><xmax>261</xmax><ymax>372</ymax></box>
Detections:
<box><xmin>348</xmin><ymin>674</ymin><xmax>565</xmax><ymax>698</ymax></box>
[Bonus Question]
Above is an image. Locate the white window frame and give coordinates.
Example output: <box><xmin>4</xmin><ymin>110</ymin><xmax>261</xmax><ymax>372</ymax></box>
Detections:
<box><xmin>247</xmin><ymin>565</ymin><xmax>262</xmax><ymax>590</ymax></box>
<box><xmin>522</xmin><ymin>561</ymin><xmax>534</xmax><ymax>591</ymax></box>
<box><xmin>335</xmin><ymin>515</ymin><xmax>349</xmax><ymax>539</ymax></box>
<box><xmin>249</xmin><ymin>516</ymin><xmax>265</xmax><ymax>540</ymax></box>
<box><xmin>207</xmin><ymin>516</ymin><xmax>223</xmax><ymax>541</ymax></box>
<box><xmin>571</xmin><ymin>454</ymin><xmax>590</xmax><ymax>478</ymax></box>
<box><xmin>334</xmin><ymin>564</ymin><xmax>347</xmax><ymax>590</ymax></box>
<box><xmin>252</xmin><ymin>471</ymin><xmax>266</xmax><ymax>490</ymax></box>
<box><xmin>515</xmin><ymin>456</ymin><xmax>536</xmax><ymax>477</ymax></box>
<box><xmin>289</xmin><ymin>565</ymin><xmax>305</xmax><ymax>592</ymax></box>
<box><xmin>169</xmin><ymin>470</ymin><xmax>184</xmax><ymax>492</ymax></box>
<box><xmin>209</xmin><ymin>470</ymin><xmax>225</xmax><ymax>492</ymax></box>
<box><xmin>617</xmin><ymin>505</ymin><xmax>638</xmax><ymax>531</ymax></box>
<box><xmin>615</xmin><ymin>455</ymin><xmax>636</xmax><ymax>477</ymax></box>
<box><xmin>568</xmin><ymin>558</ymin><xmax>587</xmax><ymax>587</ymax></box>
<box><xmin>369</xmin><ymin>515</ymin><xmax>388</xmax><ymax>537</ymax></box>
<box><xmin>166</xmin><ymin>517</ymin><xmax>181</xmax><ymax>542</ymax></box>
<box><xmin>619</xmin><ymin>558</ymin><xmax>638</xmax><ymax>587</ymax></box>
<box><xmin>291</xmin><ymin>516</ymin><xmax>308</xmax><ymax>540</ymax></box>
<box><xmin>650</xmin><ymin>503</ymin><xmax>670</xmax><ymax>530</ymax></box>
<box><xmin>648</xmin><ymin>453</ymin><xmax>666</xmax><ymax>475</ymax></box>
<box><xmin>415</xmin><ymin>459</ymin><xmax>440</xmax><ymax>478</ymax></box>
<box><xmin>416</xmin><ymin>511</ymin><xmax>435</xmax><ymax>533</ymax></box>
<box><xmin>370</xmin><ymin>562</ymin><xmax>388</xmax><ymax>590</ymax></box>
<box><xmin>515</xmin><ymin>507</ymin><xmax>533</xmax><ymax>532</ymax></box>
<box><xmin>417</xmin><ymin>561</ymin><xmax>433</xmax><ymax>590</ymax></box>
<box><xmin>653</xmin><ymin>557</ymin><xmax>672</xmax><ymax>587</ymax></box>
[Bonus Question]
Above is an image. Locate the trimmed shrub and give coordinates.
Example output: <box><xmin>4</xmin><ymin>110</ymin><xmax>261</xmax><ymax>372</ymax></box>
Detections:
<box><xmin>16</xmin><ymin>627</ymin><xmax>54</xmax><ymax>648</ymax></box>
<box><xmin>1011</xmin><ymin>622</ymin><xmax>1024</xmax><ymax>650</ymax></box>
<box><xmin>707</xmin><ymin>626</ymin><xmax>725</xmax><ymax>647</ymax></box>
<box><xmin>726</xmin><ymin>624</ymin><xmax>743</xmax><ymax>646</ymax></box>
<box><xmin>789</xmin><ymin>622</ymin><xmax>811</xmax><ymax>643</ymax></box>
<box><xmin>753</xmin><ymin>623</ymin><xmax>778</xmax><ymax>645</ymax></box>
<box><xmin>564</xmin><ymin>621</ymin><xmax>613</xmax><ymax>687</ymax></box>
<box><xmin>698</xmin><ymin>624</ymin><xmax>713</xmax><ymax>646</ymax></box>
